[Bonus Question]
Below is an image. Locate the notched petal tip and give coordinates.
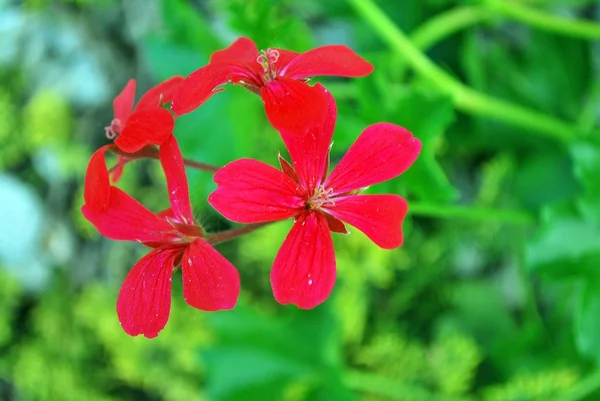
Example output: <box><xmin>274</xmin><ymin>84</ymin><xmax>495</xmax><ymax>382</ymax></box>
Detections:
<box><xmin>116</xmin><ymin>248</ymin><xmax>177</xmax><ymax>339</ymax></box>
<box><xmin>182</xmin><ymin>239</ymin><xmax>241</xmax><ymax>311</ymax></box>
<box><xmin>271</xmin><ymin>212</ymin><xmax>336</xmax><ymax>309</ymax></box>
<box><xmin>115</xmin><ymin>108</ymin><xmax>175</xmax><ymax>153</ymax></box>
<box><xmin>325</xmin><ymin>194</ymin><xmax>408</xmax><ymax>249</ymax></box>
<box><xmin>325</xmin><ymin>123</ymin><xmax>422</xmax><ymax>194</ymax></box>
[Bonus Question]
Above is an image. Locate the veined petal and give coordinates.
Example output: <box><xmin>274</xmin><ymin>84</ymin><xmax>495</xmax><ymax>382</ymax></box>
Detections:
<box><xmin>181</xmin><ymin>239</ymin><xmax>240</xmax><ymax>311</ymax></box>
<box><xmin>159</xmin><ymin>136</ymin><xmax>194</xmax><ymax>224</ymax></box>
<box><xmin>261</xmin><ymin>77</ymin><xmax>331</xmax><ymax>135</ymax></box>
<box><xmin>325</xmin><ymin>123</ymin><xmax>422</xmax><ymax>194</ymax></box>
<box><xmin>135</xmin><ymin>76</ymin><xmax>185</xmax><ymax>111</ymax></box>
<box><xmin>280</xmin><ymin>45</ymin><xmax>374</xmax><ymax>79</ymax></box>
<box><xmin>209</xmin><ymin>158</ymin><xmax>303</xmax><ymax>223</ymax></box>
<box><xmin>171</xmin><ymin>63</ymin><xmax>259</xmax><ymax>116</ymax></box>
<box><xmin>278</xmin><ymin>84</ymin><xmax>336</xmax><ymax>193</ymax></box>
<box><xmin>115</xmin><ymin>108</ymin><xmax>175</xmax><ymax>153</ymax></box>
<box><xmin>325</xmin><ymin>194</ymin><xmax>408</xmax><ymax>249</ymax></box>
<box><xmin>113</xmin><ymin>79</ymin><xmax>136</xmax><ymax>122</ymax></box>
<box><xmin>210</xmin><ymin>37</ymin><xmax>258</xmax><ymax>64</ymax></box>
<box><xmin>84</xmin><ymin>146</ymin><xmax>111</xmax><ymax>212</ymax></box>
<box><xmin>82</xmin><ymin>186</ymin><xmax>175</xmax><ymax>243</ymax></box>
<box><xmin>271</xmin><ymin>212</ymin><xmax>336</xmax><ymax>309</ymax></box>
<box><xmin>117</xmin><ymin>247</ymin><xmax>178</xmax><ymax>338</ymax></box>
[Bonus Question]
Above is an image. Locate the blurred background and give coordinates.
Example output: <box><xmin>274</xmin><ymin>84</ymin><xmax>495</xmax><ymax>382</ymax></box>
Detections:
<box><xmin>1</xmin><ymin>0</ymin><xmax>600</xmax><ymax>400</ymax></box>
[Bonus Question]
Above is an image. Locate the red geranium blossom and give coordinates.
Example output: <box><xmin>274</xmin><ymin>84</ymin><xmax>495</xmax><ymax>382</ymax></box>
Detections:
<box><xmin>208</xmin><ymin>86</ymin><xmax>422</xmax><ymax>309</ymax></box>
<box><xmin>82</xmin><ymin>136</ymin><xmax>240</xmax><ymax>338</ymax></box>
<box><xmin>106</xmin><ymin>77</ymin><xmax>183</xmax><ymax>181</ymax></box>
<box><xmin>171</xmin><ymin>37</ymin><xmax>373</xmax><ymax>133</ymax></box>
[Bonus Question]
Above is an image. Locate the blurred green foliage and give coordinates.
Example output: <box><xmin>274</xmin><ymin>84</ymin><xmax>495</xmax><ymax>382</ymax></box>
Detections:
<box><xmin>2</xmin><ymin>0</ymin><xmax>600</xmax><ymax>400</ymax></box>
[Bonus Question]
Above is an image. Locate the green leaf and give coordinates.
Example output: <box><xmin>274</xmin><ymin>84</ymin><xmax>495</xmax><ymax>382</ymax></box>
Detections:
<box><xmin>514</xmin><ymin>150</ymin><xmax>581</xmax><ymax>210</ymax></box>
<box><xmin>202</xmin><ymin>304</ymin><xmax>350</xmax><ymax>401</ymax></box>
<box><xmin>141</xmin><ymin>37</ymin><xmax>206</xmax><ymax>80</ymax></box>
<box><xmin>395</xmin><ymin>87</ymin><xmax>459</xmax><ymax>203</ymax></box>
<box><xmin>161</xmin><ymin>0</ymin><xmax>222</xmax><ymax>52</ymax></box>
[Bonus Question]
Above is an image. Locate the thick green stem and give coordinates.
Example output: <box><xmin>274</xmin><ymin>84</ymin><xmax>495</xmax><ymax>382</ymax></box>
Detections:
<box><xmin>485</xmin><ymin>0</ymin><xmax>600</xmax><ymax>40</ymax></box>
<box><xmin>409</xmin><ymin>202</ymin><xmax>535</xmax><ymax>225</ymax></box>
<box><xmin>110</xmin><ymin>145</ymin><xmax>220</xmax><ymax>173</ymax></box>
<box><xmin>346</xmin><ymin>0</ymin><xmax>578</xmax><ymax>143</ymax></box>
<box><xmin>411</xmin><ymin>6</ymin><xmax>492</xmax><ymax>49</ymax></box>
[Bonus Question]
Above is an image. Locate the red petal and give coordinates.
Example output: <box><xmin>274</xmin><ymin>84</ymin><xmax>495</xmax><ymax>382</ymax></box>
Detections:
<box><xmin>115</xmin><ymin>108</ymin><xmax>175</xmax><ymax>153</ymax></box>
<box><xmin>210</xmin><ymin>37</ymin><xmax>258</xmax><ymax>64</ymax></box>
<box><xmin>325</xmin><ymin>194</ymin><xmax>408</xmax><ymax>249</ymax></box>
<box><xmin>271</xmin><ymin>212</ymin><xmax>336</xmax><ymax>309</ymax></box>
<box><xmin>113</xmin><ymin>79</ymin><xmax>136</xmax><ymax>122</ymax></box>
<box><xmin>277</xmin><ymin>84</ymin><xmax>336</xmax><ymax>193</ymax></box>
<box><xmin>271</xmin><ymin>48</ymin><xmax>300</xmax><ymax>71</ymax></box>
<box><xmin>159</xmin><ymin>136</ymin><xmax>194</xmax><ymax>224</ymax></box>
<box><xmin>171</xmin><ymin>63</ymin><xmax>259</xmax><ymax>116</ymax></box>
<box><xmin>84</xmin><ymin>146</ymin><xmax>111</xmax><ymax>212</ymax></box>
<box><xmin>261</xmin><ymin>77</ymin><xmax>331</xmax><ymax>136</ymax></box>
<box><xmin>135</xmin><ymin>76</ymin><xmax>185</xmax><ymax>111</ymax></box>
<box><xmin>325</xmin><ymin>123</ymin><xmax>422</xmax><ymax>195</ymax></box>
<box><xmin>117</xmin><ymin>247</ymin><xmax>178</xmax><ymax>338</ymax></box>
<box><xmin>209</xmin><ymin>158</ymin><xmax>303</xmax><ymax>223</ymax></box>
<box><xmin>181</xmin><ymin>239</ymin><xmax>240</xmax><ymax>311</ymax></box>
<box><xmin>82</xmin><ymin>186</ymin><xmax>175</xmax><ymax>243</ymax></box>
<box><xmin>280</xmin><ymin>45</ymin><xmax>374</xmax><ymax>80</ymax></box>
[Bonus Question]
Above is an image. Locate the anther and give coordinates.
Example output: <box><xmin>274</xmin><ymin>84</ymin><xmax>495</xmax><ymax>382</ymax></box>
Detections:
<box><xmin>104</xmin><ymin>118</ymin><xmax>122</xmax><ymax>140</ymax></box>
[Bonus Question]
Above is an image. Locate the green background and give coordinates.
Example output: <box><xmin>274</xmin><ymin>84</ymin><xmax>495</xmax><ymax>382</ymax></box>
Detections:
<box><xmin>1</xmin><ymin>0</ymin><xmax>600</xmax><ymax>400</ymax></box>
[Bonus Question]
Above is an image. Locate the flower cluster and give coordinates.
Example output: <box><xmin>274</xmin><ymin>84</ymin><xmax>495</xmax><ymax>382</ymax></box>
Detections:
<box><xmin>82</xmin><ymin>37</ymin><xmax>422</xmax><ymax>338</ymax></box>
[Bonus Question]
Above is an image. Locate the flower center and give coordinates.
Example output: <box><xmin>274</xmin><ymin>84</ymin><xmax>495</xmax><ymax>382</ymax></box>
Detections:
<box><xmin>104</xmin><ymin>118</ymin><xmax>123</xmax><ymax>140</ymax></box>
<box><xmin>307</xmin><ymin>186</ymin><xmax>335</xmax><ymax>210</ymax></box>
<box><xmin>256</xmin><ymin>48</ymin><xmax>280</xmax><ymax>82</ymax></box>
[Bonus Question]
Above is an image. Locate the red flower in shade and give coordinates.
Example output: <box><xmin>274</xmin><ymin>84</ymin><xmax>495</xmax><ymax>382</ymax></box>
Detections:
<box><xmin>208</xmin><ymin>86</ymin><xmax>422</xmax><ymax>309</ymax></box>
<box><xmin>106</xmin><ymin>76</ymin><xmax>184</xmax><ymax>181</ymax></box>
<box><xmin>81</xmin><ymin>137</ymin><xmax>240</xmax><ymax>338</ymax></box>
<box><xmin>171</xmin><ymin>37</ymin><xmax>373</xmax><ymax>133</ymax></box>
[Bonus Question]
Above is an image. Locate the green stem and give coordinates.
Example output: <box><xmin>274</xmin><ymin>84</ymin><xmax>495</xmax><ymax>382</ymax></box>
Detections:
<box><xmin>485</xmin><ymin>0</ymin><xmax>600</xmax><ymax>40</ymax></box>
<box><xmin>346</xmin><ymin>0</ymin><xmax>577</xmax><ymax>143</ymax></box>
<box><xmin>411</xmin><ymin>6</ymin><xmax>492</xmax><ymax>49</ymax></box>
<box><xmin>206</xmin><ymin>222</ymin><xmax>270</xmax><ymax>245</ymax></box>
<box><xmin>553</xmin><ymin>371</ymin><xmax>600</xmax><ymax>401</ymax></box>
<box><xmin>110</xmin><ymin>145</ymin><xmax>220</xmax><ymax>173</ymax></box>
<box><xmin>409</xmin><ymin>202</ymin><xmax>535</xmax><ymax>225</ymax></box>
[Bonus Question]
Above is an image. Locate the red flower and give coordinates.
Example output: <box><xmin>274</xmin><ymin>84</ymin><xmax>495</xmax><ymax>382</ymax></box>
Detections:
<box><xmin>82</xmin><ymin>136</ymin><xmax>240</xmax><ymax>338</ymax></box>
<box><xmin>208</xmin><ymin>86</ymin><xmax>421</xmax><ymax>309</ymax></box>
<box><xmin>105</xmin><ymin>77</ymin><xmax>184</xmax><ymax>182</ymax></box>
<box><xmin>171</xmin><ymin>37</ymin><xmax>373</xmax><ymax>133</ymax></box>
